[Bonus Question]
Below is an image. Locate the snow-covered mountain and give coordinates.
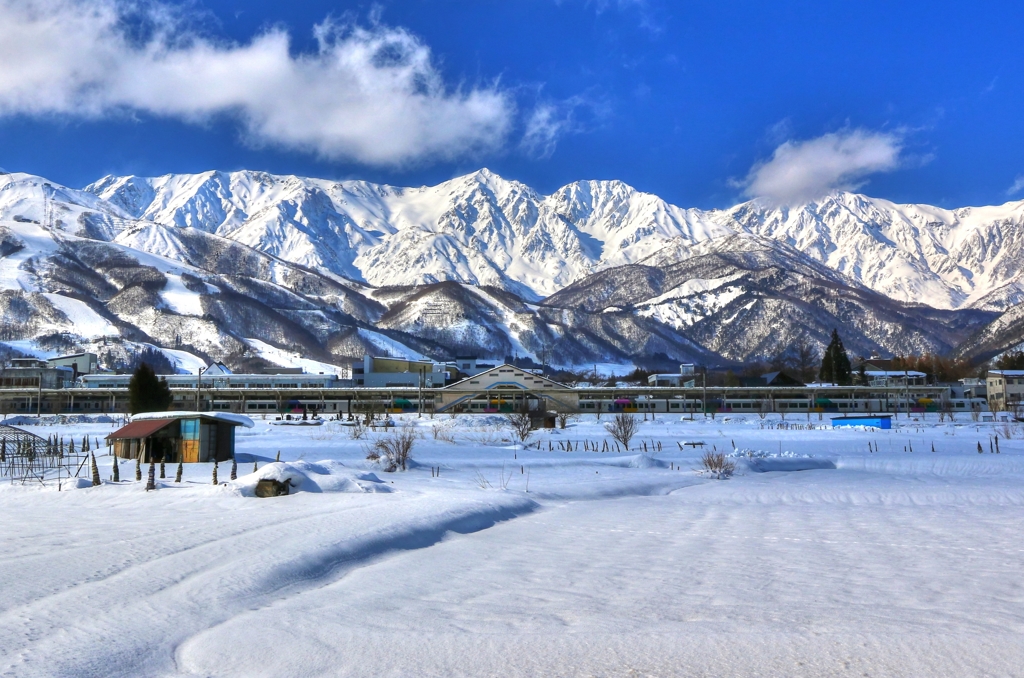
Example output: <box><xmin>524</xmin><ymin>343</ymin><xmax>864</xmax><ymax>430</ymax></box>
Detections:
<box><xmin>86</xmin><ymin>169</ymin><xmax>1024</xmax><ymax>311</ymax></box>
<box><xmin>85</xmin><ymin>169</ymin><xmax>731</xmax><ymax>302</ymax></box>
<box><xmin>1</xmin><ymin>167</ymin><xmax>1021</xmax><ymax>370</ymax></box>
<box><xmin>544</xmin><ymin>233</ymin><xmax>996</xmax><ymax>362</ymax></box>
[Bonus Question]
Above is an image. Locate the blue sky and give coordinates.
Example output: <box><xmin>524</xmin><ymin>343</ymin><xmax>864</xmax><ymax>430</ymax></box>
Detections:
<box><xmin>1</xmin><ymin>0</ymin><xmax>1022</xmax><ymax>208</ymax></box>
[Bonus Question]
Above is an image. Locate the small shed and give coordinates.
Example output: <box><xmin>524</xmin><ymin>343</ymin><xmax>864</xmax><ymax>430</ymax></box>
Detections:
<box><xmin>106</xmin><ymin>412</ymin><xmax>254</xmax><ymax>463</ymax></box>
<box><xmin>831</xmin><ymin>415</ymin><xmax>892</xmax><ymax>430</ymax></box>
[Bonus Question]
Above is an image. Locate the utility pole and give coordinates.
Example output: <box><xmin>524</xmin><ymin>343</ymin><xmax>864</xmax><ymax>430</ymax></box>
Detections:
<box><xmin>195</xmin><ymin>366</ymin><xmax>207</xmax><ymax>411</ymax></box>
<box><xmin>418</xmin><ymin>367</ymin><xmax>424</xmax><ymax>418</ymax></box>
<box><xmin>702</xmin><ymin>365</ymin><xmax>708</xmax><ymax>419</ymax></box>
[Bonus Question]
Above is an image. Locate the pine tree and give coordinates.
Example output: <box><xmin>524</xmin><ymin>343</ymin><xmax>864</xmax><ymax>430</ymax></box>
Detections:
<box><xmin>175</xmin><ymin>460</ymin><xmax>183</xmax><ymax>482</ymax></box>
<box><xmin>90</xmin><ymin>453</ymin><xmax>101</xmax><ymax>487</ymax></box>
<box><xmin>253</xmin><ymin>461</ymin><xmax>258</xmax><ymax>473</ymax></box>
<box><xmin>135</xmin><ymin>455</ymin><xmax>142</xmax><ymax>481</ymax></box>
<box><xmin>230</xmin><ymin>457</ymin><xmax>237</xmax><ymax>481</ymax></box>
<box><xmin>128</xmin><ymin>363</ymin><xmax>173</xmax><ymax>414</ymax></box>
<box><xmin>819</xmin><ymin>329</ymin><xmax>852</xmax><ymax>385</ymax></box>
<box><xmin>160</xmin><ymin>458</ymin><xmax>166</xmax><ymax>479</ymax></box>
<box><xmin>212</xmin><ymin>460</ymin><xmax>219</xmax><ymax>485</ymax></box>
<box><xmin>112</xmin><ymin>457</ymin><xmax>120</xmax><ymax>482</ymax></box>
<box><xmin>146</xmin><ymin>460</ymin><xmax>156</xmax><ymax>491</ymax></box>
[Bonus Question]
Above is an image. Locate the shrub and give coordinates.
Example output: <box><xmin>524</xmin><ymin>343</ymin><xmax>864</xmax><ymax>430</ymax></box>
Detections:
<box><xmin>366</xmin><ymin>425</ymin><xmax>417</xmax><ymax>472</ymax></box>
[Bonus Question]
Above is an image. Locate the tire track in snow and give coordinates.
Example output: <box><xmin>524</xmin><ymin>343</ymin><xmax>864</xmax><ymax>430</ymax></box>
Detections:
<box><xmin>0</xmin><ymin>492</ymin><xmax>537</xmax><ymax>677</ymax></box>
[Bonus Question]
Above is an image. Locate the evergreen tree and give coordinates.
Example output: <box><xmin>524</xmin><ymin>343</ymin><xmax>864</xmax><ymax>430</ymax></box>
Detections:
<box><xmin>128</xmin><ymin>363</ymin><xmax>173</xmax><ymax>414</ymax></box>
<box><xmin>995</xmin><ymin>350</ymin><xmax>1024</xmax><ymax>370</ymax></box>
<box><xmin>112</xmin><ymin>457</ymin><xmax>120</xmax><ymax>482</ymax></box>
<box><xmin>819</xmin><ymin>329</ymin><xmax>852</xmax><ymax>385</ymax></box>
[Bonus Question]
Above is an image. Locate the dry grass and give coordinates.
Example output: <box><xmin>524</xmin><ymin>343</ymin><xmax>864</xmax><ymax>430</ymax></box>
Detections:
<box><xmin>700</xmin><ymin>451</ymin><xmax>735</xmax><ymax>479</ymax></box>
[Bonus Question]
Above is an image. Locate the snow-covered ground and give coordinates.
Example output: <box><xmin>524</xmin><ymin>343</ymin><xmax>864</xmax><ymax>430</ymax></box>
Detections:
<box><xmin>2</xmin><ymin>412</ymin><xmax>1023</xmax><ymax>676</ymax></box>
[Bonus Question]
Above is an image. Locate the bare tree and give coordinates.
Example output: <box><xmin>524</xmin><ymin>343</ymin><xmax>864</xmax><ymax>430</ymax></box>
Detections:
<box><xmin>605</xmin><ymin>412</ymin><xmax>639</xmax><ymax>450</ymax></box>
<box><xmin>555</xmin><ymin>411</ymin><xmax>577</xmax><ymax>430</ymax></box>
<box><xmin>938</xmin><ymin>393</ymin><xmax>953</xmax><ymax>422</ymax></box>
<box><xmin>504</xmin><ymin>411</ymin><xmax>533</xmax><ymax>442</ymax></box>
<box><xmin>756</xmin><ymin>397</ymin><xmax>770</xmax><ymax>420</ymax></box>
<box><xmin>793</xmin><ymin>339</ymin><xmax>819</xmax><ymax>383</ymax></box>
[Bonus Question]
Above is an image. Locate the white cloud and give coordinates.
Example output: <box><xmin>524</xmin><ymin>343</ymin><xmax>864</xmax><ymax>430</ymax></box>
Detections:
<box><xmin>740</xmin><ymin>129</ymin><xmax>905</xmax><ymax>205</ymax></box>
<box><xmin>1007</xmin><ymin>175</ymin><xmax>1024</xmax><ymax>197</ymax></box>
<box><xmin>0</xmin><ymin>0</ymin><xmax>513</xmax><ymax>166</ymax></box>
<box><xmin>521</xmin><ymin>104</ymin><xmax>572</xmax><ymax>159</ymax></box>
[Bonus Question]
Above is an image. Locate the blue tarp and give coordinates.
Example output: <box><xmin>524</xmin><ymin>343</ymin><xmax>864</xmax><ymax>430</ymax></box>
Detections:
<box><xmin>831</xmin><ymin>416</ymin><xmax>892</xmax><ymax>429</ymax></box>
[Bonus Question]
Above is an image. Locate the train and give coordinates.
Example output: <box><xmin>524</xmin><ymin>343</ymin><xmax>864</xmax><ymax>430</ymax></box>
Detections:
<box><xmin>575</xmin><ymin>394</ymin><xmax>989</xmax><ymax>415</ymax></box>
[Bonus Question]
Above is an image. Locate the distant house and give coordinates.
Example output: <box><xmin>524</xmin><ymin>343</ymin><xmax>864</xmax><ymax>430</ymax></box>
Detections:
<box><xmin>865</xmin><ymin>370</ymin><xmax>927</xmax><ymax>387</ymax></box>
<box><xmin>47</xmin><ymin>352</ymin><xmax>99</xmax><ymax>378</ymax></box>
<box><xmin>453</xmin><ymin>356</ymin><xmax>497</xmax><ymax>377</ymax></box>
<box><xmin>0</xmin><ymin>358</ymin><xmax>74</xmax><ymax>389</ymax></box>
<box><xmin>106</xmin><ymin>412</ymin><xmax>253</xmax><ymax>463</ymax></box>
<box><xmin>648</xmin><ymin>374</ymin><xmax>690</xmax><ymax>387</ymax></box>
<box><xmin>738</xmin><ymin>371</ymin><xmax>805</xmax><ymax>388</ymax></box>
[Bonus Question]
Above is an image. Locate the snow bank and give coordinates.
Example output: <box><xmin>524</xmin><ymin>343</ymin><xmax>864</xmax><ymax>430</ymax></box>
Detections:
<box><xmin>229</xmin><ymin>461</ymin><xmax>394</xmax><ymax>496</ymax></box>
<box><xmin>2</xmin><ymin>414</ymin><xmax>115</xmax><ymax>426</ymax></box>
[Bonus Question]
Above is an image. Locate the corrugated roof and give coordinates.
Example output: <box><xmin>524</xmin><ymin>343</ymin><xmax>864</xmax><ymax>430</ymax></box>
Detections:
<box><xmin>106</xmin><ymin>419</ymin><xmax>177</xmax><ymax>440</ymax></box>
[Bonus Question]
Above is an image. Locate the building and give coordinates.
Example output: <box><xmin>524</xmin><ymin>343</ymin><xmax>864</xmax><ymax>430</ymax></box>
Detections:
<box><xmin>452</xmin><ymin>356</ymin><xmax>497</xmax><ymax>377</ymax></box>
<box><xmin>353</xmin><ymin>355</ymin><xmax>457</xmax><ymax>388</ymax></box>
<box><xmin>865</xmin><ymin>370</ymin><xmax>928</xmax><ymax>387</ymax></box>
<box><xmin>437</xmin><ymin>364</ymin><xmax>577</xmax><ymax>413</ymax></box>
<box><xmin>648</xmin><ymin>373</ymin><xmax>689</xmax><ymax>387</ymax></box>
<box><xmin>987</xmin><ymin>370</ymin><xmax>1024</xmax><ymax>413</ymax></box>
<box><xmin>47</xmin><ymin>352</ymin><xmax>99</xmax><ymax>377</ymax></box>
<box><xmin>648</xmin><ymin>363</ymin><xmax>699</xmax><ymax>387</ymax></box>
<box><xmin>958</xmin><ymin>378</ymin><xmax>987</xmax><ymax>400</ymax></box>
<box><xmin>0</xmin><ymin>359</ymin><xmax>75</xmax><ymax>389</ymax></box>
<box><xmin>106</xmin><ymin>411</ymin><xmax>253</xmax><ymax>463</ymax></box>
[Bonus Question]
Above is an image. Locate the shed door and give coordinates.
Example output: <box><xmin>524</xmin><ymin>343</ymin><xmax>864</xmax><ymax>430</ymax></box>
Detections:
<box><xmin>180</xmin><ymin>419</ymin><xmax>200</xmax><ymax>463</ymax></box>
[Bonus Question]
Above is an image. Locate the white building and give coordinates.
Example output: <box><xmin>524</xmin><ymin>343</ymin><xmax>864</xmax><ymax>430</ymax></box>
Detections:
<box><xmin>987</xmin><ymin>370</ymin><xmax>1024</xmax><ymax>412</ymax></box>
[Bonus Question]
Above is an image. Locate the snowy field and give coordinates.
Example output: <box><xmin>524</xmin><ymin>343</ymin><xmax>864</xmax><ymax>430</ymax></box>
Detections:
<box><xmin>2</xmin><ymin>412</ymin><xmax>1024</xmax><ymax>677</ymax></box>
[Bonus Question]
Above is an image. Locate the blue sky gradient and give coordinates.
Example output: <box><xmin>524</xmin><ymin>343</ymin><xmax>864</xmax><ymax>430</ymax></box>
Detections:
<box><xmin>1</xmin><ymin>0</ymin><xmax>1022</xmax><ymax>208</ymax></box>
